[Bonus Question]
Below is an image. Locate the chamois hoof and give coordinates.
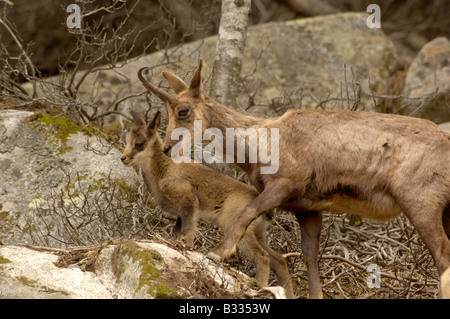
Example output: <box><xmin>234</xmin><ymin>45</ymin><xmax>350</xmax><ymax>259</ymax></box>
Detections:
<box><xmin>206</xmin><ymin>251</ymin><xmax>222</xmax><ymax>263</ymax></box>
<box><xmin>263</xmin><ymin>286</ymin><xmax>287</xmax><ymax>299</ymax></box>
<box><xmin>207</xmin><ymin>244</ymin><xmax>236</xmax><ymax>262</ymax></box>
<box><xmin>174</xmin><ymin>237</ymin><xmax>191</xmax><ymax>251</ymax></box>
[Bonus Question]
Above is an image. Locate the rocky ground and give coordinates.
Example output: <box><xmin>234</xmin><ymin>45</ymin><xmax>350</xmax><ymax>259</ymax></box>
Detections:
<box><xmin>0</xmin><ymin>237</ymin><xmax>285</xmax><ymax>299</ymax></box>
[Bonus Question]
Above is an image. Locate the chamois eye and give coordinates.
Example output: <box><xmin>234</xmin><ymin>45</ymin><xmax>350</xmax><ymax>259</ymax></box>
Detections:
<box><xmin>135</xmin><ymin>142</ymin><xmax>144</xmax><ymax>149</ymax></box>
<box><xmin>177</xmin><ymin>107</ymin><xmax>190</xmax><ymax>118</ymax></box>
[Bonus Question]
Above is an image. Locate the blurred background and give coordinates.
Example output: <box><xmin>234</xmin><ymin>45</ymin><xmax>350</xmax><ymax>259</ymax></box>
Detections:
<box><xmin>1</xmin><ymin>0</ymin><xmax>449</xmax><ymax>77</ymax></box>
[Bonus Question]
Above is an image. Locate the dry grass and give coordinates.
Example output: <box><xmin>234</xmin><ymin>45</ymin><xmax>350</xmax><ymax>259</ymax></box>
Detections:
<box><xmin>193</xmin><ymin>210</ymin><xmax>440</xmax><ymax>299</ymax></box>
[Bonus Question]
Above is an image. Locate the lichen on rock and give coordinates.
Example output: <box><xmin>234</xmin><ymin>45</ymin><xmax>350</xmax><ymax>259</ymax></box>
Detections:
<box><xmin>0</xmin><ymin>110</ymin><xmax>141</xmax><ymax>247</ymax></box>
<box><xmin>110</xmin><ymin>240</ymin><xmax>184</xmax><ymax>299</ymax></box>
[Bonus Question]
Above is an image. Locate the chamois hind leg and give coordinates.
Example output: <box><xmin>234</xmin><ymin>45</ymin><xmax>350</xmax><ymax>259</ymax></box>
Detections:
<box><xmin>237</xmin><ymin>224</ymin><xmax>271</xmax><ymax>290</ymax></box>
<box><xmin>294</xmin><ymin>210</ymin><xmax>323</xmax><ymax>299</ymax></box>
<box><xmin>252</xmin><ymin>215</ymin><xmax>295</xmax><ymax>299</ymax></box>
<box><xmin>403</xmin><ymin>202</ymin><xmax>450</xmax><ymax>275</ymax></box>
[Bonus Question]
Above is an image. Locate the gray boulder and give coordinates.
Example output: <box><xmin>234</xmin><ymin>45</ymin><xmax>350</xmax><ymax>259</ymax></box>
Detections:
<box><xmin>0</xmin><ymin>244</ymin><xmax>111</xmax><ymax>298</ymax></box>
<box><xmin>0</xmin><ymin>239</ymin><xmax>280</xmax><ymax>299</ymax></box>
<box><xmin>27</xmin><ymin>12</ymin><xmax>397</xmax><ymax>124</ymax></box>
<box><xmin>401</xmin><ymin>37</ymin><xmax>450</xmax><ymax>124</ymax></box>
<box><xmin>0</xmin><ymin>110</ymin><xmax>140</xmax><ymax>247</ymax></box>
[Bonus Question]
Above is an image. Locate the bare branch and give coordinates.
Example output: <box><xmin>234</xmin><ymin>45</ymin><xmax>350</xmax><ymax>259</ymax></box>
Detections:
<box><xmin>209</xmin><ymin>0</ymin><xmax>251</xmax><ymax>109</ymax></box>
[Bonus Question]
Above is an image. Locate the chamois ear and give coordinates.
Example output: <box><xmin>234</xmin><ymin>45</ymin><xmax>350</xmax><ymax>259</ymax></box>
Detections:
<box><xmin>162</xmin><ymin>71</ymin><xmax>188</xmax><ymax>94</ymax></box>
<box><xmin>189</xmin><ymin>58</ymin><xmax>204</xmax><ymax>98</ymax></box>
<box><xmin>147</xmin><ymin>111</ymin><xmax>161</xmax><ymax>134</ymax></box>
<box><xmin>130</xmin><ymin>110</ymin><xmax>146</xmax><ymax>127</ymax></box>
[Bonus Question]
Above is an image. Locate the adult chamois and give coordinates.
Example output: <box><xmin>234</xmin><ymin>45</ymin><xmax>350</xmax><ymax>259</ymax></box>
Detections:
<box><xmin>120</xmin><ymin>110</ymin><xmax>294</xmax><ymax>298</ymax></box>
<box><xmin>138</xmin><ymin>59</ymin><xmax>450</xmax><ymax>298</ymax></box>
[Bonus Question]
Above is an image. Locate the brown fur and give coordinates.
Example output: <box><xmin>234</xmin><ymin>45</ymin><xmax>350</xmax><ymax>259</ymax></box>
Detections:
<box><xmin>120</xmin><ymin>110</ymin><xmax>295</xmax><ymax>298</ymax></box>
<box><xmin>138</xmin><ymin>59</ymin><xmax>450</xmax><ymax>299</ymax></box>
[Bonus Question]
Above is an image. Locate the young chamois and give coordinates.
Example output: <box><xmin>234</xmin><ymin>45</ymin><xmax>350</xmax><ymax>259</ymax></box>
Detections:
<box><xmin>120</xmin><ymin>110</ymin><xmax>294</xmax><ymax>298</ymax></box>
<box><xmin>137</xmin><ymin>59</ymin><xmax>450</xmax><ymax>299</ymax></box>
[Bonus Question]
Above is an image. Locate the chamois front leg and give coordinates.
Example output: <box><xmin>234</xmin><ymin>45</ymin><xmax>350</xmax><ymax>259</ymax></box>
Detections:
<box><xmin>174</xmin><ymin>217</ymin><xmax>182</xmax><ymax>239</ymax></box>
<box><xmin>173</xmin><ymin>217</ymin><xmax>191</xmax><ymax>248</ymax></box>
<box><xmin>208</xmin><ymin>178</ymin><xmax>297</xmax><ymax>261</ymax></box>
<box><xmin>177</xmin><ymin>194</ymin><xmax>199</xmax><ymax>249</ymax></box>
<box><xmin>161</xmin><ymin>180</ymin><xmax>199</xmax><ymax>249</ymax></box>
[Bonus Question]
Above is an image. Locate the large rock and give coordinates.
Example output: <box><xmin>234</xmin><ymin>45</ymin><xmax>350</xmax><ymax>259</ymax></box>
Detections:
<box><xmin>401</xmin><ymin>37</ymin><xmax>450</xmax><ymax>124</ymax></box>
<box><xmin>0</xmin><ymin>239</ymin><xmax>264</xmax><ymax>299</ymax></box>
<box><xmin>28</xmin><ymin>12</ymin><xmax>397</xmax><ymax>124</ymax></box>
<box><xmin>0</xmin><ymin>110</ymin><xmax>140</xmax><ymax>247</ymax></box>
<box><xmin>0</xmin><ymin>245</ymin><xmax>111</xmax><ymax>298</ymax></box>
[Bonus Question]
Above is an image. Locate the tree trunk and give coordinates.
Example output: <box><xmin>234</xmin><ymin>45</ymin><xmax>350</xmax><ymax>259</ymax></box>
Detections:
<box><xmin>209</xmin><ymin>0</ymin><xmax>251</xmax><ymax>109</ymax></box>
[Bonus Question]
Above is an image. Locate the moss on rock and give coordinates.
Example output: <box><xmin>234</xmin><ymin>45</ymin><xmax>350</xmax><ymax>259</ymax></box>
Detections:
<box><xmin>111</xmin><ymin>240</ymin><xmax>183</xmax><ymax>299</ymax></box>
<box><xmin>0</xmin><ymin>211</ymin><xmax>15</xmax><ymax>233</ymax></box>
<box><xmin>0</xmin><ymin>255</ymin><xmax>12</xmax><ymax>264</ymax></box>
<box><xmin>25</xmin><ymin>112</ymin><xmax>98</xmax><ymax>154</ymax></box>
<box><xmin>16</xmin><ymin>276</ymin><xmax>38</xmax><ymax>287</ymax></box>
